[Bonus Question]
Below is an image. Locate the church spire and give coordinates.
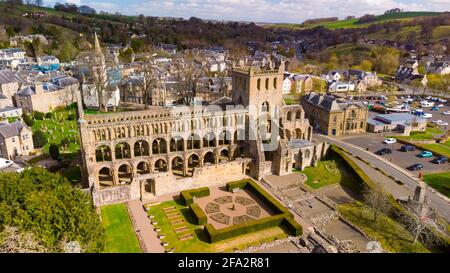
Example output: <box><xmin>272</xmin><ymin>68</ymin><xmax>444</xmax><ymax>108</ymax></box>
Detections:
<box><xmin>94</xmin><ymin>32</ymin><xmax>101</xmax><ymax>53</ymax></box>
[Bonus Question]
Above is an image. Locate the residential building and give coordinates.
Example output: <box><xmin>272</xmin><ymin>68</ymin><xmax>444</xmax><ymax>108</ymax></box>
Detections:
<box><xmin>0</xmin><ymin>121</ymin><xmax>33</xmax><ymax>159</ymax></box>
<box><xmin>301</xmin><ymin>92</ymin><xmax>368</xmax><ymax>136</ymax></box>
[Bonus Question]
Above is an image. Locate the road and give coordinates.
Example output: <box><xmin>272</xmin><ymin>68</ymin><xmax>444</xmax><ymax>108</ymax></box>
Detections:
<box><xmin>315</xmin><ymin>134</ymin><xmax>450</xmax><ymax>221</ymax></box>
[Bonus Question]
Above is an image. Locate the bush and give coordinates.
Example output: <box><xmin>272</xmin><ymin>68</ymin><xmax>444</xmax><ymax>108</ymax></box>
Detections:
<box><xmin>32</xmin><ymin>129</ymin><xmax>47</xmax><ymax>148</ymax></box>
<box><xmin>67</xmin><ymin>113</ymin><xmax>77</xmax><ymax>121</ymax></box>
<box><xmin>22</xmin><ymin>113</ymin><xmax>34</xmax><ymax>126</ymax></box>
<box><xmin>49</xmin><ymin>144</ymin><xmax>60</xmax><ymax>160</ymax></box>
<box><xmin>33</xmin><ymin>111</ymin><xmax>45</xmax><ymax>120</ymax></box>
<box><xmin>189</xmin><ymin>203</ymin><xmax>207</xmax><ymax>225</ymax></box>
<box><xmin>60</xmin><ymin>138</ymin><xmax>71</xmax><ymax>149</ymax></box>
<box><xmin>45</xmin><ymin>112</ymin><xmax>53</xmax><ymax>119</ymax></box>
<box><xmin>180</xmin><ymin>187</ymin><xmax>210</xmax><ymax>205</ymax></box>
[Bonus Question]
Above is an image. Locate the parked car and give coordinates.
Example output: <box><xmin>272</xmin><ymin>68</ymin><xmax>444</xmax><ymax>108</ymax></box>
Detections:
<box><xmin>376</xmin><ymin>148</ymin><xmax>392</xmax><ymax>155</ymax></box>
<box><xmin>443</xmin><ymin>111</ymin><xmax>450</xmax><ymax>115</ymax></box>
<box><xmin>417</xmin><ymin>151</ymin><xmax>433</xmax><ymax>158</ymax></box>
<box><xmin>420</xmin><ymin>113</ymin><xmax>432</xmax><ymax>118</ymax></box>
<box><xmin>437</xmin><ymin>121</ymin><xmax>449</xmax><ymax>126</ymax></box>
<box><xmin>431</xmin><ymin>106</ymin><xmax>439</xmax><ymax>111</ymax></box>
<box><xmin>432</xmin><ymin>119</ymin><xmax>442</xmax><ymax>124</ymax></box>
<box><xmin>383</xmin><ymin>138</ymin><xmax>397</xmax><ymax>144</ymax></box>
<box><xmin>0</xmin><ymin>158</ymin><xmax>13</xmax><ymax>169</ymax></box>
<box><xmin>407</xmin><ymin>164</ymin><xmax>424</xmax><ymax>171</ymax></box>
<box><xmin>400</xmin><ymin>145</ymin><xmax>415</xmax><ymax>152</ymax></box>
<box><xmin>431</xmin><ymin>156</ymin><xmax>448</xmax><ymax>164</ymax></box>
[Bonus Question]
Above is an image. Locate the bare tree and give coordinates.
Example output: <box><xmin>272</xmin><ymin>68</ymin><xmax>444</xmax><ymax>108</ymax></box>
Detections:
<box><xmin>173</xmin><ymin>50</ymin><xmax>206</xmax><ymax>105</ymax></box>
<box><xmin>0</xmin><ymin>226</ymin><xmax>47</xmax><ymax>253</ymax></box>
<box><xmin>139</xmin><ymin>64</ymin><xmax>163</xmax><ymax>109</ymax></box>
<box><xmin>363</xmin><ymin>186</ymin><xmax>391</xmax><ymax>222</ymax></box>
<box><xmin>402</xmin><ymin>201</ymin><xmax>440</xmax><ymax>246</ymax></box>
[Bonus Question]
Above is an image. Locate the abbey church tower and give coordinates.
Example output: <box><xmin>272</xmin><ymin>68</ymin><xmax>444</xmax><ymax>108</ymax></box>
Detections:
<box><xmin>231</xmin><ymin>61</ymin><xmax>285</xmax><ymax>113</ymax></box>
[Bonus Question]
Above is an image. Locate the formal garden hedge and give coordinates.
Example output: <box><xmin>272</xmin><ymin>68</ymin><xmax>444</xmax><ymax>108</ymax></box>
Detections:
<box><xmin>180</xmin><ymin>187</ymin><xmax>210</xmax><ymax>205</ymax></box>
<box><xmin>203</xmin><ymin>179</ymin><xmax>302</xmax><ymax>243</ymax></box>
<box><xmin>226</xmin><ymin>179</ymin><xmax>293</xmax><ymax>216</ymax></box>
<box><xmin>189</xmin><ymin>203</ymin><xmax>208</xmax><ymax>225</ymax></box>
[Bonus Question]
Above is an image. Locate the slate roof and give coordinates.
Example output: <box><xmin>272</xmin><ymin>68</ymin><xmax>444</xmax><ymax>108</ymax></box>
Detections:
<box><xmin>0</xmin><ymin>70</ymin><xmax>26</xmax><ymax>84</ymax></box>
<box><xmin>0</xmin><ymin>121</ymin><xmax>25</xmax><ymax>138</ymax></box>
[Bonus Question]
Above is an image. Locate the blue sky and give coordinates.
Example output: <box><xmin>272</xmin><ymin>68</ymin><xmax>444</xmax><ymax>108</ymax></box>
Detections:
<box><xmin>45</xmin><ymin>0</ymin><xmax>450</xmax><ymax>23</ymax></box>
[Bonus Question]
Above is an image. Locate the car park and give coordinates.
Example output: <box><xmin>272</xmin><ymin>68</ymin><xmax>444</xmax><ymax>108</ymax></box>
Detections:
<box><xmin>376</xmin><ymin>148</ymin><xmax>392</xmax><ymax>155</ymax></box>
<box><xmin>400</xmin><ymin>145</ymin><xmax>415</xmax><ymax>152</ymax></box>
<box><xmin>407</xmin><ymin>163</ymin><xmax>424</xmax><ymax>171</ymax></box>
<box><xmin>431</xmin><ymin>157</ymin><xmax>448</xmax><ymax>164</ymax></box>
<box><xmin>417</xmin><ymin>151</ymin><xmax>433</xmax><ymax>158</ymax></box>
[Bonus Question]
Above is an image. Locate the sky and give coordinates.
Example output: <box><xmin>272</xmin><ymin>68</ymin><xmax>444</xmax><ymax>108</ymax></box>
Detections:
<box><xmin>44</xmin><ymin>0</ymin><xmax>450</xmax><ymax>23</ymax></box>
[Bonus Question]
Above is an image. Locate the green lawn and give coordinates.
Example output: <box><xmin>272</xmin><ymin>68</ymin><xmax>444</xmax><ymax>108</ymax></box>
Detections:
<box><xmin>31</xmin><ymin>106</ymin><xmax>79</xmax><ymax>154</ymax></box>
<box><xmin>422</xmin><ymin>143</ymin><xmax>450</xmax><ymax>158</ymax></box>
<box><xmin>297</xmin><ymin>153</ymin><xmax>356</xmax><ymax>190</ymax></box>
<box><xmin>339</xmin><ymin>203</ymin><xmax>429</xmax><ymax>253</ymax></box>
<box><xmin>147</xmin><ymin>199</ymin><xmax>289</xmax><ymax>253</ymax></box>
<box><xmin>396</xmin><ymin>127</ymin><xmax>444</xmax><ymax>141</ymax></box>
<box><xmin>101</xmin><ymin>204</ymin><xmax>142</xmax><ymax>253</ymax></box>
<box><xmin>423</xmin><ymin>172</ymin><xmax>450</xmax><ymax>198</ymax></box>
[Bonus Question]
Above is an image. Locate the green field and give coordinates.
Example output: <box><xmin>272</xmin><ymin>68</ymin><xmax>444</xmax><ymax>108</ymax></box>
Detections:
<box><xmin>101</xmin><ymin>204</ymin><xmax>142</xmax><ymax>253</ymax></box>
<box><xmin>339</xmin><ymin>203</ymin><xmax>429</xmax><ymax>253</ymax></box>
<box><xmin>423</xmin><ymin>172</ymin><xmax>450</xmax><ymax>198</ymax></box>
<box><xmin>265</xmin><ymin>11</ymin><xmax>443</xmax><ymax>30</ymax></box>
<box><xmin>147</xmin><ymin>199</ymin><xmax>289</xmax><ymax>253</ymax></box>
<box><xmin>297</xmin><ymin>153</ymin><xmax>357</xmax><ymax>190</ymax></box>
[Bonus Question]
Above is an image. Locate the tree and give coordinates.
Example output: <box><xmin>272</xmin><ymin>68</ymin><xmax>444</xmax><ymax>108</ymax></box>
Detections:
<box><xmin>32</xmin><ymin>129</ymin><xmax>47</xmax><ymax>148</ymax></box>
<box><xmin>173</xmin><ymin>50</ymin><xmax>206</xmax><ymax>105</ymax></box>
<box><xmin>360</xmin><ymin>60</ymin><xmax>373</xmax><ymax>71</ymax></box>
<box><xmin>373</xmin><ymin>47</ymin><xmax>400</xmax><ymax>75</ymax></box>
<box><xmin>401</xmin><ymin>200</ymin><xmax>441</xmax><ymax>246</ymax></box>
<box><xmin>0</xmin><ymin>168</ymin><xmax>105</xmax><ymax>252</ymax></box>
<box><xmin>363</xmin><ymin>186</ymin><xmax>391</xmax><ymax>222</ymax></box>
<box><xmin>49</xmin><ymin>144</ymin><xmax>60</xmax><ymax>160</ymax></box>
<box><xmin>22</xmin><ymin>113</ymin><xmax>34</xmax><ymax>126</ymax></box>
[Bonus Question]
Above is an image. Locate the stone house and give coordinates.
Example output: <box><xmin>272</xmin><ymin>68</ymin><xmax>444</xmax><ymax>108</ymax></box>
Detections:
<box><xmin>0</xmin><ymin>121</ymin><xmax>34</xmax><ymax>160</ymax></box>
<box><xmin>301</xmin><ymin>92</ymin><xmax>368</xmax><ymax>136</ymax></box>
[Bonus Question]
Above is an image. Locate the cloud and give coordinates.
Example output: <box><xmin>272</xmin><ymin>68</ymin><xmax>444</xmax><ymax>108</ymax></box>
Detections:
<box><xmin>44</xmin><ymin>0</ymin><xmax>450</xmax><ymax>23</ymax></box>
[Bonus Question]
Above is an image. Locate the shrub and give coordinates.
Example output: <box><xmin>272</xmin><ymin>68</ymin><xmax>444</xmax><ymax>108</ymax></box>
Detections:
<box><xmin>33</xmin><ymin>111</ymin><xmax>45</xmax><ymax>120</ymax></box>
<box><xmin>189</xmin><ymin>203</ymin><xmax>207</xmax><ymax>225</ymax></box>
<box><xmin>49</xmin><ymin>144</ymin><xmax>60</xmax><ymax>160</ymax></box>
<box><xmin>226</xmin><ymin>180</ymin><xmax>248</xmax><ymax>192</ymax></box>
<box><xmin>180</xmin><ymin>187</ymin><xmax>210</xmax><ymax>205</ymax></box>
<box><xmin>44</xmin><ymin>112</ymin><xmax>53</xmax><ymax>119</ymax></box>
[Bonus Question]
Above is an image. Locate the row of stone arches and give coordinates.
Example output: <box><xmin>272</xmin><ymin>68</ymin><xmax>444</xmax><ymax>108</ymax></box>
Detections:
<box><xmin>286</xmin><ymin>110</ymin><xmax>303</xmax><ymax>121</ymax></box>
<box><xmin>285</xmin><ymin>128</ymin><xmax>306</xmax><ymax>141</ymax></box>
<box><xmin>95</xmin><ymin>131</ymin><xmax>244</xmax><ymax>162</ymax></box>
<box><xmin>97</xmin><ymin>148</ymin><xmax>242</xmax><ymax>188</ymax></box>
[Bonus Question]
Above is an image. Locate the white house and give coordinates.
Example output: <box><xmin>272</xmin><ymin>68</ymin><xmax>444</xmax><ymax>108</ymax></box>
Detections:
<box><xmin>0</xmin><ymin>48</ymin><xmax>26</xmax><ymax>61</ymax></box>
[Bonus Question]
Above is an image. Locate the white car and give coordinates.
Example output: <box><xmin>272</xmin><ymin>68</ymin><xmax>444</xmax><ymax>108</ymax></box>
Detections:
<box><xmin>437</xmin><ymin>121</ymin><xmax>449</xmax><ymax>126</ymax></box>
<box><xmin>383</xmin><ymin>138</ymin><xmax>397</xmax><ymax>144</ymax></box>
<box><xmin>432</xmin><ymin>119</ymin><xmax>442</xmax><ymax>124</ymax></box>
<box><xmin>437</xmin><ymin>104</ymin><xmax>445</xmax><ymax>108</ymax></box>
<box><xmin>421</xmin><ymin>113</ymin><xmax>432</xmax><ymax>118</ymax></box>
<box><xmin>442</xmin><ymin>111</ymin><xmax>450</xmax><ymax>115</ymax></box>
<box><xmin>438</xmin><ymin>99</ymin><xmax>447</xmax><ymax>103</ymax></box>
<box><xmin>0</xmin><ymin>158</ymin><xmax>14</xmax><ymax>169</ymax></box>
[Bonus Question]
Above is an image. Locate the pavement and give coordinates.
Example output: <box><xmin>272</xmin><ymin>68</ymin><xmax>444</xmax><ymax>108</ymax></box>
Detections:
<box><xmin>315</xmin><ymin>134</ymin><xmax>450</xmax><ymax>222</ymax></box>
<box><xmin>127</xmin><ymin>200</ymin><xmax>165</xmax><ymax>253</ymax></box>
